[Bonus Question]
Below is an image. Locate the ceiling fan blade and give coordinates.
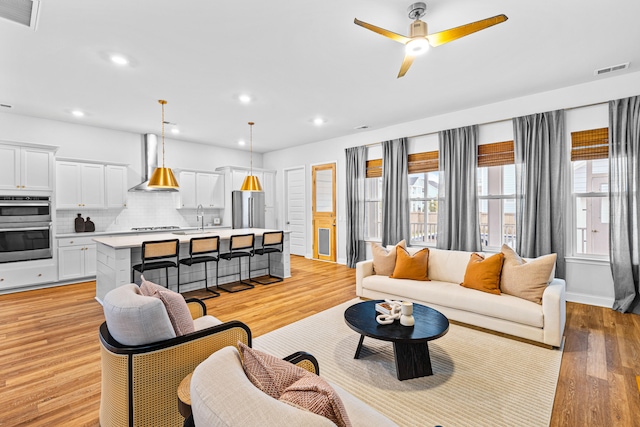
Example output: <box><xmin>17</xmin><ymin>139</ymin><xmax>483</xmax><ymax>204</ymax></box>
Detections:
<box><xmin>397</xmin><ymin>54</ymin><xmax>415</xmax><ymax>78</ymax></box>
<box><xmin>426</xmin><ymin>14</ymin><xmax>508</xmax><ymax>47</ymax></box>
<box><xmin>354</xmin><ymin>18</ymin><xmax>411</xmax><ymax>44</ymax></box>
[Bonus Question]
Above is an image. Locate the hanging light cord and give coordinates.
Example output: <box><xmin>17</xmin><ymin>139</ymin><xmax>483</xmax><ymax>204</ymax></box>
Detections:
<box><xmin>249</xmin><ymin>121</ymin><xmax>254</xmax><ymax>175</ymax></box>
<box><xmin>159</xmin><ymin>99</ymin><xmax>167</xmax><ymax>167</ymax></box>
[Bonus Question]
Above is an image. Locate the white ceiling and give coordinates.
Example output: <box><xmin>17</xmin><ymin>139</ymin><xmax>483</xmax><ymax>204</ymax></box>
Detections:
<box><xmin>1</xmin><ymin>0</ymin><xmax>639</xmax><ymax>153</ymax></box>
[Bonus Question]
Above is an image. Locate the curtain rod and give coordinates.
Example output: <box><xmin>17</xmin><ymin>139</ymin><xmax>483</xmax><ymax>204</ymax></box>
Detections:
<box><xmin>363</xmin><ymin>100</ymin><xmax>609</xmax><ymax>145</ymax></box>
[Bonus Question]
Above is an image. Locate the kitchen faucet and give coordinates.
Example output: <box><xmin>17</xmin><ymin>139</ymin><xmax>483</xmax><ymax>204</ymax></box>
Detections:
<box><xmin>196</xmin><ymin>204</ymin><xmax>204</xmax><ymax>231</ymax></box>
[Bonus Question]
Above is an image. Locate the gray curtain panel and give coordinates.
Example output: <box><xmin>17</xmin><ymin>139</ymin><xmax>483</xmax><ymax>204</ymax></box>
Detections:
<box><xmin>437</xmin><ymin>125</ymin><xmax>481</xmax><ymax>251</ymax></box>
<box><xmin>609</xmin><ymin>95</ymin><xmax>640</xmax><ymax>314</ymax></box>
<box><xmin>513</xmin><ymin>110</ymin><xmax>566</xmax><ymax>278</ymax></box>
<box><xmin>345</xmin><ymin>146</ymin><xmax>367</xmax><ymax>268</ymax></box>
<box><xmin>381</xmin><ymin>138</ymin><xmax>410</xmax><ymax>247</ymax></box>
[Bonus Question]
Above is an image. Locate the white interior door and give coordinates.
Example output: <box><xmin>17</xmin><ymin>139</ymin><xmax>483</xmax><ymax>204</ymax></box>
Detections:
<box><xmin>285</xmin><ymin>167</ymin><xmax>306</xmax><ymax>256</ymax></box>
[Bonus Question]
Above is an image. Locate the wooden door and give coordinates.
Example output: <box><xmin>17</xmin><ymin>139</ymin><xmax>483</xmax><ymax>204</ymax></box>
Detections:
<box><xmin>312</xmin><ymin>163</ymin><xmax>336</xmax><ymax>262</ymax></box>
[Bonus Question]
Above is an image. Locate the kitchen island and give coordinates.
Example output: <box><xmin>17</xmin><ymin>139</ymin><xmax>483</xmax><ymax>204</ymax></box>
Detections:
<box><xmin>93</xmin><ymin>228</ymin><xmax>290</xmax><ymax>301</ymax></box>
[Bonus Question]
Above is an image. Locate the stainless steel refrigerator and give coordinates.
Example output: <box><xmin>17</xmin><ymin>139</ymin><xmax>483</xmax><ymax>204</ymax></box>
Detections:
<box><xmin>231</xmin><ymin>191</ymin><xmax>265</xmax><ymax>229</ymax></box>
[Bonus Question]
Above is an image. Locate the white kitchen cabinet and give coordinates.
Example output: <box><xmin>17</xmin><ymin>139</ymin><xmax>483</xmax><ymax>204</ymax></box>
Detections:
<box><xmin>105</xmin><ymin>165</ymin><xmax>128</xmax><ymax>208</ymax></box>
<box><xmin>177</xmin><ymin>170</ymin><xmax>224</xmax><ymax>209</ymax></box>
<box><xmin>0</xmin><ymin>143</ymin><xmax>55</xmax><ymax>192</ymax></box>
<box><xmin>58</xmin><ymin>236</ymin><xmax>97</xmax><ymax>280</ymax></box>
<box><xmin>56</xmin><ymin>161</ymin><xmax>105</xmax><ymax>209</ymax></box>
<box><xmin>0</xmin><ymin>259</ymin><xmax>57</xmax><ymax>291</ymax></box>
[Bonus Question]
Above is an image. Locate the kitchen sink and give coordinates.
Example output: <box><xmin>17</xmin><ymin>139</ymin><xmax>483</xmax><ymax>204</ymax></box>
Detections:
<box><xmin>171</xmin><ymin>230</ymin><xmax>215</xmax><ymax>235</ymax></box>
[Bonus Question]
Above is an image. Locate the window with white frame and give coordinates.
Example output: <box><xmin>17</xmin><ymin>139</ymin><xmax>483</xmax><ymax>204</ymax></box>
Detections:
<box><xmin>365</xmin><ymin>159</ymin><xmax>382</xmax><ymax>240</ymax></box>
<box><xmin>477</xmin><ymin>141</ymin><xmax>516</xmax><ymax>250</ymax></box>
<box><xmin>571</xmin><ymin>128</ymin><xmax>609</xmax><ymax>257</ymax></box>
<box><xmin>408</xmin><ymin>151</ymin><xmax>439</xmax><ymax>246</ymax></box>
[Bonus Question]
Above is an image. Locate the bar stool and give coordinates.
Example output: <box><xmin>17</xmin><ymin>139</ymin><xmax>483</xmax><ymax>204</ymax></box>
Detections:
<box><xmin>217</xmin><ymin>233</ymin><xmax>255</xmax><ymax>293</ymax></box>
<box><xmin>131</xmin><ymin>239</ymin><xmax>180</xmax><ymax>290</ymax></box>
<box><xmin>178</xmin><ymin>236</ymin><xmax>220</xmax><ymax>299</ymax></box>
<box><xmin>250</xmin><ymin>231</ymin><xmax>284</xmax><ymax>284</ymax></box>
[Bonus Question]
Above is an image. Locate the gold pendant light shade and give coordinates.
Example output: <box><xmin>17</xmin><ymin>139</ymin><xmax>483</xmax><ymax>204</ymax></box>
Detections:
<box><xmin>240</xmin><ymin>121</ymin><xmax>263</xmax><ymax>191</ymax></box>
<box><xmin>148</xmin><ymin>167</ymin><xmax>179</xmax><ymax>188</ymax></box>
<box><xmin>148</xmin><ymin>99</ymin><xmax>179</xmax><ymax>189</ymax></box>
<box><xmin>240</xmin><ymin>174</ymin><xmax>262</xmax><ymax>191</ymax></box>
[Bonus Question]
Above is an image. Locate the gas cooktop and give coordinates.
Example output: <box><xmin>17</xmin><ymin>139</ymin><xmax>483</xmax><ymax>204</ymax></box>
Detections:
<box><xmin>131</xmin><ymin>226</ymin><xmax>181</xmax><ymax>231</ymax></box>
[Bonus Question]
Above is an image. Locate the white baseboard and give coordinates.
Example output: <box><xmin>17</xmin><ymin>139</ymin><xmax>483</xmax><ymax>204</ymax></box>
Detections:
<box><xmin>565</xmin><ymin>291</ymin><xmax>614</xmax><ymax>308</ymax></box>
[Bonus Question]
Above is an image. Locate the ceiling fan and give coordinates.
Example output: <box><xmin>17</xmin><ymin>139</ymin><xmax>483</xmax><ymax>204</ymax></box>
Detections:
<box><xmin>354</xmin><ymin>2</ymin><xmax>508</xmax><ymax>78</ymax></box>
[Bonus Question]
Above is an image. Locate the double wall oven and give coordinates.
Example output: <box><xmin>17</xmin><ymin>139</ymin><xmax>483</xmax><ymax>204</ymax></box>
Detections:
<box><xmin>0</xmin><ymin>196</ymin><xmax>52</xmax><ymax>263</ymax></box>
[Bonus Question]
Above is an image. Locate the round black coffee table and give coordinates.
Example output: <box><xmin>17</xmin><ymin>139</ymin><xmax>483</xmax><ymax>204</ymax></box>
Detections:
<box><xmin>344</xmin><ymin>300</ymin><xmax>449</xmax><ymax>380</ymax></box>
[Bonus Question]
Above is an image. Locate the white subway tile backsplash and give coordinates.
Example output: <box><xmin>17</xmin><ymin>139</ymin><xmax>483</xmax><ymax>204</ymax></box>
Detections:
<box><xmin>55</xmin><ymin>192</ymin><xmax>220</xmax><ymax>233</ymax></box>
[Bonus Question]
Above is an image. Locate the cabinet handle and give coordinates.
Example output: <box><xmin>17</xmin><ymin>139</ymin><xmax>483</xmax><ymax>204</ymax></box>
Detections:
<box><xmin>0</xmin><ymin>278</ymin><xmax>4</xmax><ymax>281</ymax></box>
<box><xmin>16</xmin><ymin>185</ymin><xmax>20</xmax><ymax>188</ymax></box>
<box><xmin>70</xmin><ymin>241</ymin><xmax>74</xmax><ymax>244</ymax></box>
<box><xmin>38</xmin><ymin>273</ymin><xmax>42</xmax><ymax>277</ymax></box>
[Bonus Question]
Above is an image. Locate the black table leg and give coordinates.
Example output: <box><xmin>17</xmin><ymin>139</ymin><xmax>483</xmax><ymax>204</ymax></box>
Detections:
<box><xmin>393</xmin><ymin>341</ymin><xmax>433</xmax><ymax>380</ymax></box>
<box><xmin>354</xmin><ymin>334</ymin><xmax>365</xmax><ymax>359</ymax></box>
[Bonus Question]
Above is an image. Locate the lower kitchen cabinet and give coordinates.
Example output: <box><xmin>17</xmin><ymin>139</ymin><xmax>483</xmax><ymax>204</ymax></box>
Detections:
<box><xmin>0</xmin><ymin>260</ymin><xmax>57</xmax><ymax>291</ymax></box>
<box><xmin>58</xmin><ymin>236</ymin><xmax>97</xmax><ymax>280</ymax></box>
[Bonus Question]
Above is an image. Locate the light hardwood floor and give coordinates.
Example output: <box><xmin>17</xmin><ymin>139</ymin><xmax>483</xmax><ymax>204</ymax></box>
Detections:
<box><xmin>0</xmin><ymin>256</ymin><xmax>638</xmax><ymax>426</ymax></box>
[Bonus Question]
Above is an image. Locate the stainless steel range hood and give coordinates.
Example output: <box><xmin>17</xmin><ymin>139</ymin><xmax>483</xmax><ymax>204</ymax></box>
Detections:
<box><xmin>128</xmin><ymin>134</ymin><xmax>179</xmax><ymax>192</ymax></box>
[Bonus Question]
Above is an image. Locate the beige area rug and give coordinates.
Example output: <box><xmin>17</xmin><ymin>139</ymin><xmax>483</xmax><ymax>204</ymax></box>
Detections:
<box><xmin>253</xmin><ymin>299</ymin><xmax>562</xmax><ymax>427</ymax></box>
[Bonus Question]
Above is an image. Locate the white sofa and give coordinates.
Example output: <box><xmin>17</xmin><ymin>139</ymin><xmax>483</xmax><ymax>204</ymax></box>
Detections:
<box><xmin>356</xmin><ymin>247</ymin><xmax>566</xmax><ymax>347</ymax></box>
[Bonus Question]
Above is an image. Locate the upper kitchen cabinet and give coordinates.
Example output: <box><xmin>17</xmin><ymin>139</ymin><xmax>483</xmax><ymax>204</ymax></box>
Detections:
<box><xmin>0</xmin><ymin>143</ymin><xmax>56</xmax><ymax>192</ymax></box>
<box><xmin>105</xmin><ymin>165</ymin><xmax>128</xmax><ymax>208</ymax></box>
<box><xmin>216</xmin><ymin>166</ymin><xmax>276</xmax><ymax>227</ymax></box>
<box><xmin>56</xmin><ymin>161</ymin><xmax>105</xmax><ymax>209</ymax></box>
<box><xmin>176</xmin><ymin>170</ymin><xmax>224</xmax><ymax>209</ymax></box>
<box><xmin>56</xmin><ymin>160</ymin><xmax>128</xmax><ymax>209</ymax></box>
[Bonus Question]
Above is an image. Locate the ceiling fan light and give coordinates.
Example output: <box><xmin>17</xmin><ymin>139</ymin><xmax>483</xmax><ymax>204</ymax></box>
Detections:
<box><xmin>405</xmin><ymin>38</ymin><xmax>430</xmax><ymax>56</ymax></box>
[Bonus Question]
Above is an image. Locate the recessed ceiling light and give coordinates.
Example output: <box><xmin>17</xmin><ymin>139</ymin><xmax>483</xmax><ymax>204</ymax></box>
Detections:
<box><xmin>171</xmin><ymin>127</ymin><xmax>180</xmax><ymax>134</ymax></box>
<box><xmin>238</xmin><ymin>140</ymin><xmax>246</xmax><ymax>146</ymax></box>
<box><xmin>71</xmin><ymin>110</ymin><xmax>85</xmax><ymax>117</ymax></box>
<box><xmin>313</xmin><ymin>117</ymin><xmax>326</xmax><ymax>126</ymax></box>
<box><xmin>238</xmin><ymin>94</ymin><xmax>252</xmax><ymax>104</ymax></box>
<box><xmin>110</xmin><ymin>55</ymin><xmax>129</xmax><ymax>66</ymax></box>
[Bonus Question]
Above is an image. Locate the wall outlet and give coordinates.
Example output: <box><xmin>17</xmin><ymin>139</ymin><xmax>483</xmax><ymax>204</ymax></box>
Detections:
<box><xmin>213</xmin><ymin>217</ymin><xmax>221</xmax><ymax>225</ymax></box>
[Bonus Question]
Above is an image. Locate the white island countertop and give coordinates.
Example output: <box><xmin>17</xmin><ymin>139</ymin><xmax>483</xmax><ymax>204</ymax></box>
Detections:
<box><xmin>93</xmin><ymin>228</ymin><xmax>289</xmax><ymax>249</ymax></box>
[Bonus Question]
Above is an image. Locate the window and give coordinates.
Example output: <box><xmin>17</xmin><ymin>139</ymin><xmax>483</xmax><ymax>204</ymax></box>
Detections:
<box><xmin>408</xmin><ymin>151</ymin><xmax>439</xmax><ymax>246</ymax></box>
<box><xmin>477</xmin><ymin>141</ymin><xmax>516</xmax><ymax>250</ymax></box>
<box><xmin>571</xmin><ymin>128</ymin><xmax>609</xmax><ymax>256</ymax></box>
<box><xmin>365</xmin><ymin>159</ymin><xmax>382</xmax><ymax>240</ymax></box>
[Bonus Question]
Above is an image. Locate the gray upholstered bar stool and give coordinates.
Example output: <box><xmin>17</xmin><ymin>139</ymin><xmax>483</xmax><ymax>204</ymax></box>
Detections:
<box><xmin>217</xmin><ymin>233</ymin><xmax>255</xmax><ymax>293</ymax></box>
<box><xmin>179</xmin><ymin>236</ymin><xmax>220</xmax><ymax>299</ymax></box>
<box><xmin>131</xmin><ymin>239</ymin><xmax>180</xmax><ymax>290</ymax></box>
<box><xmin>250</xmin><ymin>231</ymin><xmax>284</xmax><ymax>284</ymax></box>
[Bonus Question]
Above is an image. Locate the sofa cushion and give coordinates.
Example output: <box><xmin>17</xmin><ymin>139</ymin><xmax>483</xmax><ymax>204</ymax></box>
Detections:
<box><xmin>361</xmin><ymin>276</ymin><xmax>543</xmax><ymax>328</ymax></box>
<box><xmin>102</xmin><ymin>283</ymin><xmax>176</xmax><ymax>346</ymax></box>
<box><xmin>141</xmin><ymin>276</ymin><xmax>195</xmax><ymax>336</ymax></box>
<box><xmin>279</xmin><ymin>374</ymin><xmax>352</xmax><ymax>427</ymax></box>
<box><xmin>390</xmin><ymin>246</ymin><xmax>429</xmax><ymax>281</ymax></box>
<box><xmin>371</xmin><ymin>240</ymin><xmax>405</xmax><ymax>276</ymax></box>
<box><xmin>500</xmin><ymin>245</ymin><xmax>557</xmax><ymax>304</ymax></box>
<box><xmin>239</xmin><ymin>342</ymin><xmax>308</xmax><ymax>399</ymax></box>
<box><xmin>427</xmin><ymin>248</ymin><xmax>481</xmax><ymax>283</ymax></box>
<box><xmin>460</xmin><ymin>253</ymin><xmax>504</xmax><ymax>295</ymax></box>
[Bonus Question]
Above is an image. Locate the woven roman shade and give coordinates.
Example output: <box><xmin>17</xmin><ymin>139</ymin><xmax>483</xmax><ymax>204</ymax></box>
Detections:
<box><xmin>366</xmin><ymin>159</ymin><xmax>382</xmax><ymax>178</ymax></box>
<box><xmin>477</xmin><ymin>141</ymin><xmax>514</xmax><ymax>167</ymax></box>
<box><xmin>571</xmin><ymin>127</ymin><xmax>609</xmax><ymax>161</ymax></box>
<box><xmin>408</xmin><ymin>151</ymin><xmax>439</xmax><ymax>173</ymax></box>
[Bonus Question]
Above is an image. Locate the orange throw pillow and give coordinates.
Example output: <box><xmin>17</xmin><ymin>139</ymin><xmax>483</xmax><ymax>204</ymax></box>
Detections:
<box><xmin>460</xmin><ymin>253</ymin><xmax>504</xmax><ymax>295</ymax></box>
<box><xmin>390</xmin><ymin>246</ymin><xmax>430</xmax><ymax>281</ymax></box>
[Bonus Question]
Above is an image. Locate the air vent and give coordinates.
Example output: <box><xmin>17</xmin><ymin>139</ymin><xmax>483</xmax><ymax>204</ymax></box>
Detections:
<box><xmin>0</xmin><ymin>0</ymin><xmax>40</xmax><ymax>30</ymax></box>
<box><xmin>354</xmin><ymin>125</ymin><xmax>370</xmax><ymax>130</ymax></box>
<box><xmin>594</xmin><ymin>62</ymin><xmax>630</xmax><ymax>76</ymax></box>
<box><xmin>0</xmin><ymin>103</ymin><xmax>13</xmax><ymax>109</ymax></box>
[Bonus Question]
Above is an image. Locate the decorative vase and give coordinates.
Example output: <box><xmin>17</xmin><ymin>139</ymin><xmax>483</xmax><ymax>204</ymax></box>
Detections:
<box><xmin>74</xmin><ymin>213</ymin><xmax>85</xmax><ymax>232</ymax></box>
<box><xmin>400</xmin><ymin>302</ymin><xmax>415</xmax><ymax>326</ymax></box>
<box><xmin>85</xmin><ymin>217</ymin><xmax>95</xmax><ymax>232</ymax></box>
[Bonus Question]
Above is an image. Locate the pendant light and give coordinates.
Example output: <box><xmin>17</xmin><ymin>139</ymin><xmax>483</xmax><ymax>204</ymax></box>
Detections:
<box><xmin>148</xmin><ymin>99</ymin><xmax>179</xmax><ymax>189</ymax></box>
<box><xmin>240</xmin><ymin>121</ymin><xmax>263</xmax><ymax>191</ymax></box>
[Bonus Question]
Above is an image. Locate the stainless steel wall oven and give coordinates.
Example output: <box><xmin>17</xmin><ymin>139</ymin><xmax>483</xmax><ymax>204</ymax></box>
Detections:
<box><xmin>0</xmin><ymin>196</ymin><xmax>53</xmax><ymax>263</ymax></box>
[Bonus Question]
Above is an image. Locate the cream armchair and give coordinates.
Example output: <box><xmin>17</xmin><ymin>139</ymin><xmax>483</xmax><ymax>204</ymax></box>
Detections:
<box><xmin>99</xmin><ymin>283</ymin><xmax>251</xmax><ymax>427</ymax></box>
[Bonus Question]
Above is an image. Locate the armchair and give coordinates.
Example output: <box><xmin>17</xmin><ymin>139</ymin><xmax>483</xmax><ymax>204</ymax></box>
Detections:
<box><xmin>99</xmin><ymin>283</ymin><xmax>251</xmax><ymax>427</ymax></box>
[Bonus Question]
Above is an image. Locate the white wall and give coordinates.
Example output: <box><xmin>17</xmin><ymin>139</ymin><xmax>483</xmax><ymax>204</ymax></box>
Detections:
<box><xmin>263</xmin><ymin>70</ymin><xmax>640</xmax><ymax>307</ymax></box>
